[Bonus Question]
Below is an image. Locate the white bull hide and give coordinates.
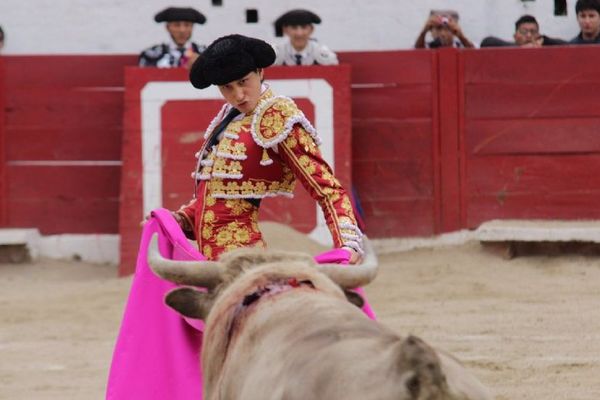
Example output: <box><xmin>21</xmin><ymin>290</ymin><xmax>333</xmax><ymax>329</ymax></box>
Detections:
<box><xmin>148</xmin><ymin>237</ymin><xmax>492</xmax><ymax>400</ymax></box>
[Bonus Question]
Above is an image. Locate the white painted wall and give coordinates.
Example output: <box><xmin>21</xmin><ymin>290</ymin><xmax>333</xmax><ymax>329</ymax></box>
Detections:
<box><xmin>0</xmin><ymin>0</ymin><xmax>582</xmax><ymax>55</ymax></box>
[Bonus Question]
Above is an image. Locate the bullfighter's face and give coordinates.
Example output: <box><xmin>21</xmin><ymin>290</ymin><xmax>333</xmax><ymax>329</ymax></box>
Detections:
<box><xmin>218</xmin><ymin>69</ymin><xmax>264</xmax><ymax>115</ymax></box>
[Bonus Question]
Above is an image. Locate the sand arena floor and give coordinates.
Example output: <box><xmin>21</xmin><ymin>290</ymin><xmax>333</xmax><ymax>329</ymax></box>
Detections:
<box><xmin>1</xmin><ymin>222</ymin><xmax>599</xmax><ymax>400</ymax></box>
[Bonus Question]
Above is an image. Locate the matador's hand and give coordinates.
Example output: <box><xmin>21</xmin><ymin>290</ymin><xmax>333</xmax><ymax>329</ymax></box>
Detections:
<box><xmin>342</xmin><ymin>247</ymin><xmax>362</xmax><ymax>265</ymax></box>
<box><xmin>171</xmin><ymin>211</ymin><xmax>193</xmax><ymax>232</ymax></box>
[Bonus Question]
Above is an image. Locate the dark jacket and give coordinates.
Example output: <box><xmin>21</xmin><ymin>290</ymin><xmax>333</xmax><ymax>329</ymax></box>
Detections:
<box><xmin>569</xmin><ymin>32</ymin><xmax>600</xmax><ymax>45</ymax></box>
<box><xmin>480</xmin><ymin>35</ymin><xmax>566</xmax><ymax>48</ymax></box>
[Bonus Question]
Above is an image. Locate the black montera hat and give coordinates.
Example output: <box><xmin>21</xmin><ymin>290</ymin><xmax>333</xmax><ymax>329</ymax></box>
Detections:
<box><xmin>274</xmin><ymin>9</ymin><xmax>321</xmax><ymax>36</ymax></box>
<box><xmin>189</xmin><ymin>34</ymin><xmax>276</xmax><ymax>89</ymax></box>
<box><xmin>154</xmin><ymin>7</ymin><xmax>206</xmax><ymax>24</ymax></box>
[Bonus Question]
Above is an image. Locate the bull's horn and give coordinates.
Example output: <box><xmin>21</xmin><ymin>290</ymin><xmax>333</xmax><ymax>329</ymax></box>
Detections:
<box><xmin>316</xmin><ymin>236</ymin><xmax>379</xmax><ymax>289</ymax></box>
<box><xmin>147</xmin><ymin>234</ymin><xmax>223</xmax><ymax>288</ymax></box>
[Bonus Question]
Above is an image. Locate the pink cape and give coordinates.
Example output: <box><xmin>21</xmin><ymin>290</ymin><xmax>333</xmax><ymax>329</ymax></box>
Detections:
<box><xmin>106</xmin><ymin>208</ymin><xmax>375</xmax><ymax>399</ymax></box>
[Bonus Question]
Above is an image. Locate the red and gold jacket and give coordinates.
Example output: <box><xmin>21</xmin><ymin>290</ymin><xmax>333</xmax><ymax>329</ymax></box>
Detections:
<box><xmin>177</xmin><ymin>87</ymin><xmax>363</xmax><ymax>260</ymax></box>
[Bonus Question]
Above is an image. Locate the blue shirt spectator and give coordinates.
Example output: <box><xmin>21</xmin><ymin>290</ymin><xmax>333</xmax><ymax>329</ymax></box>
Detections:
<box><xmin>481</xmin><ymin>15</ymin><xmax>566</xmax><ymax>47</ymax></box>
<box><xmin>570</xmin><ymin>0</ymin><xmax>600</xmax><ymax>44</ymax></box>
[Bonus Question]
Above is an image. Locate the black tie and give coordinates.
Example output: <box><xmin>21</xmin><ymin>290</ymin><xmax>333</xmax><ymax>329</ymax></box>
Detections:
<box><xmin>177</xmin><ymin>47</ymin><xmax>185</xmax><ymax>66</ymax></box>
<box><xmin>207</xmin><ymin>108</ymin><xmax>241</xmax><ymax>149</ymax></box>
<box><xmin>294</xmin><ymin>54</ymin><xmax>302</xmax><ymax>66</ymax></box>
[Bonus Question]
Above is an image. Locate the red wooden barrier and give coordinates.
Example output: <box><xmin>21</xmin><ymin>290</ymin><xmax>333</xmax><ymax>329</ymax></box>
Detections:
<box><xmin>0</xmin><ymin>58</ymin><xmax>6</xmax><ymax>226</ymax></box>
<box><xmin>338</xmin><ymin>51</ymin><xmax>440</xmax><ymax>237</ymax></box>
<box><xmin>1</xmin><ymin>48</ymin><xmax>600</xmax><ymax>267</ymax></box>
<box><xmin>0</xmin><ymin>55</ymin><xmax>136</xmax><ymax>234</ymax></box>
<box><xmin>461</xmin><ymin>47</ymin><xmax>600</xmax><ymax>227</ymax></box>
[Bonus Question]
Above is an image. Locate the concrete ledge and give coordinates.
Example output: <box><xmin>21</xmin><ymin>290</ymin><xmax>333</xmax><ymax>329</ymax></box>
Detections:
<box><xmin>3</xmin><ymin>220</ymin><xmax>597</xmax><ymax>264</ymax></box>
<box><xmin>38</xmin><ymin>234</ymin><xmax>119</xmax><ymax>265</ymax></box>
<box><xmin>373</xmin><ymin>230</ymin><xmax>475</xmax><ymax>254</ymax></box>
<box><xmin>0</xmin><ymin>229</ymin><xmax>41</xmax><ymax>261</ymax></box>
<box><xmin>372</xmin><ymin>219</ymin><xmax>600</xmax><ymax>257</ymax></box>
<box><xmin>0</xmin><ymin>231</ymin><xmax>120</xmax><ymax>265</ymax></box>
<box><xmin>475</xmin><ymin>219</ymin><xmax>600</xmax><ymax>243</ymax></box>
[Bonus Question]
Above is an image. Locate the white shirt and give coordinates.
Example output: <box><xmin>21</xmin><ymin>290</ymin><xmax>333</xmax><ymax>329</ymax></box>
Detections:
<box><xmin>273</xmin><ymin>40</ymin><xmax>338</xmax><ymax>66</ymax></box>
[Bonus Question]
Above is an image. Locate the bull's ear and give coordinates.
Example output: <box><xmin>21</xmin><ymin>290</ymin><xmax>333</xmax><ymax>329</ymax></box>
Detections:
<box><xmin>165</xmin><ymin>287</ymin><xmax>214</xmax><ymax>320</ymax></box>
<box><xmin>397</xmin><ymin>335</ymin><xmax>448</xmax><ymax>399</ymax></box>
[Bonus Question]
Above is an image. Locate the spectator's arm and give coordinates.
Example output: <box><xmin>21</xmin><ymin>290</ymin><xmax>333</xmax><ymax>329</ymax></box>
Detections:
<box><xmin>272</xmin><ymin>43</ymin><xmax>285</xmax><ymax>65</ymax></box>
<box><xmin>540</xmin><ymin>35</ymin><xmax>567</xmax><ymax>46</ymax></box>
<box><xmin>185</xmin><ymin>50</ymin><xmax>200</xmax><ymax>70</ymax></box>
<box><xmin>480</xmin><ymin>36</ymin><xmax>513</xmax><ymax>47</ymax></box>
<box><xmin>415</xmin><ymin>28</ymin><xmax>428</xmax><ymax>48</ymax></box>
<box><xmin>456</xmin><ymin>32</ymin><xmax>475</xmax><ymax>48</ymax></box>
<box><xmin>314</xmin><ymin>44</ymin><xmax>339</xmax><ymax>65</ymax></box>
<box><xmin>415</xmin><ymin>16</ymin><xmax>437</xmax><ymax>48</ymax></box>
<box><xmin>448</xmin><ymin>20</ymin><xmax>475</xmax><ymax>48</ymax></box>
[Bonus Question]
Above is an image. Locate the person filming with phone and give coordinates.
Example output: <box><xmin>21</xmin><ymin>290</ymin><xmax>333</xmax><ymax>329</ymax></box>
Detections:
<box><xmin>415</xmin><ymin>10</ymin><xmax>474</xmax><ymax>49</ymax></box>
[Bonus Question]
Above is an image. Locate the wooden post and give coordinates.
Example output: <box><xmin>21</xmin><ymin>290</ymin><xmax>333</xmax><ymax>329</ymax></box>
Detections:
<box><xmin>0</xmin><ymin>57</ymin><xmax>7</xmax><ymax>226</ymax></box>
<box><xmin>436</xmin><ymin>48</ymin><xmax>462</xmax><ymax>233</ymax></box>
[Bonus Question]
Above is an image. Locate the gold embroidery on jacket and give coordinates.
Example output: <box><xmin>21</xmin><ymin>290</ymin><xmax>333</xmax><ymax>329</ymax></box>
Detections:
<box><xmin>213</xmin><ymin>158</ymin><xmax>243</xmax><ymax>176</ymax></box>
<box><xmin>203</xmin><ymin>244</ymin><xmax>213</xmax><ymax>259</ymax></box>
<box><xmin>321</xmin><ymin>169</ymin><xmax>341</xmax><ymax>187</ymax></box>
<box><xmin>322</xmin><ymin>187</ymin><xmax>341</xmax><ymax>203</ymax></box>
<box><xmin>226</xmin><ymin>119</ymin><xmax>244</xmax><ymax>132</ymax></box>
<box><xmin>230</xmin><ymin>142</ymin><xmax>247</xmax><ymax>158</ymax></box>
<box><xmin>217</xmin><ymin>138</ymin><xmax>248</xmax><ymax>159</ymax></box>
<box><xmin>298</xmin><ymin>129</ymin><xmax>319</xmax><ymax>155</ymax></box>
<box><xmin>252</xmin><ymin>95</ymin><xmax>304</xmax><ymax>146</ymax></box>
<box><xmin>204</xmin><ymin>210</ymin><xmax>215</xmax><ymax>223</ymax></box>
<box><xmin>205</xmin><ymin>195</ymin><xmax>216</xmax><ymax>207</ymax></box>
<box><xmin>298</xmin><ymin>155</ymin><xmax>317</xmax><ymax>175</ymax></box>
<box><xmin>284</xmin><ymin>134</ymin><xmax>298</xmax><ymax>148</ymax></box>
<box><xmin>342</xmin><ymin>197</ymin><xmax>353</xmax><ymax>213</ymax></box>
<box><xmin>226</xmin><ymin>199</ymin><xmax>255</xmax><ymax>216</ymax></box>
<box><xmin>202</xmin><ymin>225</ymin><xmax>213</xmax><ymax>240</ymax></box>
<box><xmin>214</xmin><ymin>221</ymin><xmax>253</xmax><ymax>248</ymax></box>
<box><xmin>251</xmin><ymin>210</ymin><xmax>260</xmax><ymax>232</ymax></box>
<box><xmin>261</xmin><ymin>113</ymin><xmax>285</xmax><ymax>139</ymax></box>
<box><xmin>207</xmin><ymin>178</ymin><xmax>295</xmax><ymax>198</ymax></box>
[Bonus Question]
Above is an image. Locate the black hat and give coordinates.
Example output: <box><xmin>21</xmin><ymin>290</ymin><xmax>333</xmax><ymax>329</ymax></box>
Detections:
<box><xmin>154</xmin><ymin>7</ymin><xmax>206</xmax><ymax>24</ymax></box>
<box><xmin>274</xmin><ymin>9</ymin><xmax>321</xmax><ymax>36</ymax></box>
<box><xmin>189</xmin><ymin>34</ymin><xmax>276</xmax><ymax>89</ymax></box>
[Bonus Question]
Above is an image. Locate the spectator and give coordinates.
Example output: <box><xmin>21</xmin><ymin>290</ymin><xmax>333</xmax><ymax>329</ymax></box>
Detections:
<box><xmin>273</xmin><ymin>9</ymin><xmax>338</xmax><ymax>66</ymax></box>
<box><xmin>570</xmin><ymin>0</ymin><xmax>600</xmax><ymax>44</ymax></box>
<box><xmin>0</xmin><ymin>26</ymin><xmax>4</xmax><ymax>52</ymax></box>
<box><xmin>415</xmin><ymin>10</ymin><xmax>474</xmax><ymax>49</ymax></box>
<box><xmin>481</xmin><ymin>15</ymin><xmax>566</xmax><ymax>47</ymax></box>
<box><xmin>139</xmin><ymin>7</ymin><xmax>207</xmax><ymax>68</ymax></box>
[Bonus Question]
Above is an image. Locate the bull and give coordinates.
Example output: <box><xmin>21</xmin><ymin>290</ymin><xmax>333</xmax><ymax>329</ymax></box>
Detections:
<box><xmin>148</xmin><ymin>235</ymin><xmax>492</xmax><ymax>400</ymax></box>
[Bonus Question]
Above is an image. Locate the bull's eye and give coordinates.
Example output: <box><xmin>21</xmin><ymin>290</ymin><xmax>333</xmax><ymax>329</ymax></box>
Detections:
<box><xmin>242</xmin><ymin>292</ymin><xmax>261</xmax><ymax>306</ymax></box>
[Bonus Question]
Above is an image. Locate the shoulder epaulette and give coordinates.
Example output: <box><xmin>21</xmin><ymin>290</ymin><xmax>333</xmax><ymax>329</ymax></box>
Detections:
<box><xmin>250</xmin><ymin>96</ymin><xmax>321</xmax><ymax>149</ymax></box>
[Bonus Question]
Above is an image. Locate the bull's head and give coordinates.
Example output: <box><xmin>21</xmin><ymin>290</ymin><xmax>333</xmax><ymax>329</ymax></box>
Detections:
<box><xmin>147</xmin><ymin>235</ymin><xmax>378</xmax><ymax>321</ymax></box>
